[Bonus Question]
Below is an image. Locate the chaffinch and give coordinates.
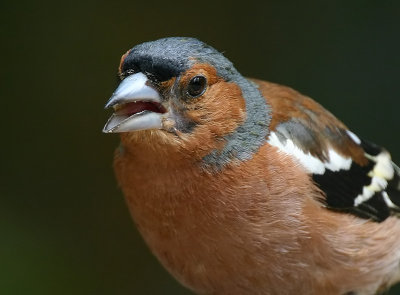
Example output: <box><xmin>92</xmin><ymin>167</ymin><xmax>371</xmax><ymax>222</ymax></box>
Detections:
<box><xmin>103</xmin><ymin>37</ymin><xmax>400</xmax><ymax>295</ymax></box>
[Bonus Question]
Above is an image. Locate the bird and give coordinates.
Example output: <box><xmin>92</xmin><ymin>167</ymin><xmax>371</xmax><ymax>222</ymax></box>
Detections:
<box><xmin>103</xmin><ymin>37</ymin><xmax>400</xmax><ymax>295</ymax></box>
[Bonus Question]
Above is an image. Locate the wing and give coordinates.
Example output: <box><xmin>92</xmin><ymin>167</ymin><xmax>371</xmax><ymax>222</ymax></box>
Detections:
<box><xmin>255</xmin><ymin>79</ymin><xmax>400</xmax><ymax>222</ymax></box>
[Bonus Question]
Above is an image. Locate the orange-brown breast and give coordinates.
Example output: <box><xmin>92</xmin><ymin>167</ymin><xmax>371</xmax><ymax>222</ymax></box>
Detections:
<box><xmin>113</xmin><ymin>129</ymin><xmax>400</xmax><ymax>294</ymax></box>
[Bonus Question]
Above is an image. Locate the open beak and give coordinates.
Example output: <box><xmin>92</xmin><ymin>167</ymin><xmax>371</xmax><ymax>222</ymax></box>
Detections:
<box><xmin>103</xmin><ymin>72</ymin><xmax>167</xmax><ymax>133</ymax></box>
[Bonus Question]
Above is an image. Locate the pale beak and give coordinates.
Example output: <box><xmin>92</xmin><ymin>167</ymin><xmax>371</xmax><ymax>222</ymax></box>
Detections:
<box><xmin>103</xmin><ymin>72</ymin><xmax>166</xmax><ymax>133</ymax></box>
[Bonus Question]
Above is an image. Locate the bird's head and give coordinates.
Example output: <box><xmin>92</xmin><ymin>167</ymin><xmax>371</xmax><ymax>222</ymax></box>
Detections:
<box><xmin>103</xmin><ymin>37</ymin><xmax>270</xmax><ymax>169</ymax></box>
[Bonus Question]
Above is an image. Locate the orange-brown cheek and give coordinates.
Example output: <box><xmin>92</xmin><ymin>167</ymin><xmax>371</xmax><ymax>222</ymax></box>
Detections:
<box><xmin>194</xmin><ymin>82</ymin><xmax>246</xmax><ymax>135</ymax></box>
<box><xmin>180</xmin><ymin>82</ymin><xmax>246</xmax><ymax>155</ymax></box>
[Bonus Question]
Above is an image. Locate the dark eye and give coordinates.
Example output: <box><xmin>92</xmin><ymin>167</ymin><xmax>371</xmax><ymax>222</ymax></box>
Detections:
<box><xmin>187</xmin><ymin>76</ymin><xmax>207</xmax><ymax>97</ymax></box>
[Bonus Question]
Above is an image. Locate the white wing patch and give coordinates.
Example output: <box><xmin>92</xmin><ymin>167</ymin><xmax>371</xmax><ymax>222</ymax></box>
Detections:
<box><xmin>267</xmin><ymin>131</ymin><xmax>351</xmax><ymax>175</ymax></box>
<box><xmin>324</xmin><ymin>149</ymin><xmax>352</xmax><ymax>172</ymax></box>
<box><xmin>353</xmin><ymin>151</ymin><xmax>395</xmax><ymax>207</ymax></box>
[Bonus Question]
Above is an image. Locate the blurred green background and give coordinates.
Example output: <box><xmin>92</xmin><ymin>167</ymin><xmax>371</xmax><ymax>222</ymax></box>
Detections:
<box><xmin>2</xmin><ymin>1</ymin><xmax>400</xmax><ymax>294</ymax></box>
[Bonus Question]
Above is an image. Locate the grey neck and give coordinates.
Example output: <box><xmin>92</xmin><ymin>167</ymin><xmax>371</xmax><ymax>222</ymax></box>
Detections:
<box><xmin>201</xmin><ymin>75</ymin><xmax>270</xmax><ymax>171</ymax></box>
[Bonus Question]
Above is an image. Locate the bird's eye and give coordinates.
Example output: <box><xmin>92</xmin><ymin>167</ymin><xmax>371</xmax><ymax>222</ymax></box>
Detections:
<box><xmin>187</xmin><ymin>76</ymin><xmax>207</xmax><ymax>98</ymax></box>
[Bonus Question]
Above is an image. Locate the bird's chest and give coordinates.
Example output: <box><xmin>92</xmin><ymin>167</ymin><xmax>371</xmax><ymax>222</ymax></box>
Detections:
<box><xmin>115</xmin><ymin>154</ymin><xmax>272</xmax><ymax>289</ymax></box>
<box><xmin>118</xmin><ymin>158</ymin><xmax>232</xmax><ymax>251</ymax></box>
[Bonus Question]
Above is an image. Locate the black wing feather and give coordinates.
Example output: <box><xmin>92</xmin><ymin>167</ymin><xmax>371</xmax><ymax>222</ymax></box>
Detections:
<box><xmin>272</xmin><ymin>119</ymin><xmax>400</xmax><ymax>222</ymax></box>
<box><xmin>313</xmin><ymin>139</ymin><xmax>400</xmax><ymax>222</ymax></box>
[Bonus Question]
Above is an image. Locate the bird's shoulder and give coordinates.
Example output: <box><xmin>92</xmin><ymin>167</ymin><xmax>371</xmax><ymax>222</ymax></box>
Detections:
<box><xmin>251</xmin><ymin>79</ymin><xmax>400</xmax><ymax>222</ymax></box>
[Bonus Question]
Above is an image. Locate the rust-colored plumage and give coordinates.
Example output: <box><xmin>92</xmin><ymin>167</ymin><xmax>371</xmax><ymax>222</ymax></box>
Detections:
<box><xmin>104</xmin><ymin>37</ymin><xmax>400</xmax><ymax>295</ymax></box>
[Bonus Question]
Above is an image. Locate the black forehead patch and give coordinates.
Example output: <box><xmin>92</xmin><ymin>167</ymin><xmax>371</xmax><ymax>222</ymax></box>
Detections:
<box><xmin>120</xmin><ymin>37</ymin><xmax>236</xmax><ymax>81</ymax></box>
<box><xmin>122</xmin><ymin>53</ymin><xmax>184</xmax><ymax>81</ymax></box>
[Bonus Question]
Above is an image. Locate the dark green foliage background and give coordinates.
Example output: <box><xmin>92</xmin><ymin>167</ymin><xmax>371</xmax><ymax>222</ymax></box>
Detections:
<box><xmin>2</xmin><ymin>1</ymin><xmax>399</xmax><ymax>294</ymax></box>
